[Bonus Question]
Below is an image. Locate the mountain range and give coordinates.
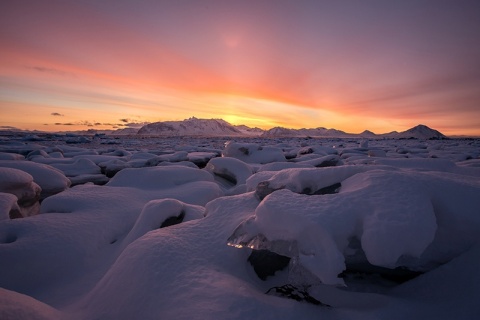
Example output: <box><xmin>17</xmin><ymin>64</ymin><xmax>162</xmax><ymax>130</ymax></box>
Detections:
<box><xmin>131</xmin><ymin>117</ymin><xmax>447</xmax><ymax>139</ymax></box>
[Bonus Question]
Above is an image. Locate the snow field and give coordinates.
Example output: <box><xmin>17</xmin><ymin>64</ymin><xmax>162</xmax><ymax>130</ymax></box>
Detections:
<box><xmin>0</xmin><ymin>136</ymin><xmax>479</xmax><ymax>319</ymax></box>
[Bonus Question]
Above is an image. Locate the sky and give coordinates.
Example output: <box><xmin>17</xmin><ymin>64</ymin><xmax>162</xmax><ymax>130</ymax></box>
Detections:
<box><xmin>1</xmin><ymin>0</ymin><xmax>480</xmax><ymax>136</ymax></box>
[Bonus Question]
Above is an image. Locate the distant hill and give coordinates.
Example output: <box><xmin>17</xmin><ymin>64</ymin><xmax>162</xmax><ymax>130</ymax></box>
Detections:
<box><xmin>359</xmin><ymin>130</ymin><xmax>377</xmax><ymax>138</ymax></box>
<box><xmin>135</xmin><ymin>118</ymin><xmax>447</xmax><ymax>139</ymax></box>
<box><xmin>261</xmin><ymin>124</ymin><xmax>446</xmax><ymax>139</ymax></box>
<box><xmin>389</xmin><ymin>124</ymin><xmax>446</xmax><ymax>140</ymax></box>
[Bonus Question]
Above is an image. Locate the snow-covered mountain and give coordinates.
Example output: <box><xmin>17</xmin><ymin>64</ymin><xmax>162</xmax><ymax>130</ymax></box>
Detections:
<box><xmin>389</xmin><ymin>124</ymin><xmax>447</xmax><ymax>140</ymax></box>
<box><xmin>137</xmin><ymin>117</ymin><xmax>245</xmax><ymax>136</ymax></box>
<box><xmin>262</xmin><ymin>124</ymin><xmax>446</xmax><ymax>139</ymax></box>
<box><xmin>136</xmin><ymin>118</ymin><xmax>447</xmax><ymax>139</ymax></box>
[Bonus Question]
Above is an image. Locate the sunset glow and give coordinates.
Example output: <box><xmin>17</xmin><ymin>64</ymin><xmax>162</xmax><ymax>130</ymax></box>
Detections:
<box><xmin>1</xmin><ymin>0</ymin><xmax>480</xmax><ymax>136</ymax></box>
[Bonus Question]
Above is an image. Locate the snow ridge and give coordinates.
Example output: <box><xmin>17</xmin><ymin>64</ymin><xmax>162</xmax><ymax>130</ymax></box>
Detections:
<box><xmin>136</xmin><ymin>118</ymin><xmax>446</xmax><ymax>139</ymax></box>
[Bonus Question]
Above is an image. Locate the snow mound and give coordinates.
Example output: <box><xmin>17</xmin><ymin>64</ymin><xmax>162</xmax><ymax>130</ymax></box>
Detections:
<box><xmin>0</xmin><ymin>193</ymin><xmax>20</xmax><ymax>220</ymax></box>
<box><xmin>0</xmin><ymin>161</ymin><xmax>70</xmax><ymax>200</ymax></box>
<box><xmin>223</xmin><ymin>142</ymin><xmax>286</xmax><ymax>164</ymax></box>
<box><xmin>204</xmin><ymin>157</ymin><xmax>253</xmax><ymax>187</ymax></box>
<box><xmin>229</xmin><ymin>168</ymin><xmax>480</xmax><ymax>286</ymax></box>
<box><xmin>292</xmin><ymin>154</ymin><xmax>342</xmax><ymax>167</ymax></box>
<box><xmin>146</xmin><ymin>151</ymin><xmax>189</xmax><ymax>166</ymax></box>
<box><xmin>126</xmin><ymin>199</ymin><xmax>205</xmax><ymax>242</ymax></box>
<box><xmin>0</xmin><ymin>167</ymin><xmax>41</xmax><ymax>217</ymax></box>
<box><xmin>107</xmin><ymin>165</ymin><xmax>215</xmax><ymax>189</ymax></box>
<box><xmin>1</xmin><ymin>137</ymin><xmax>480</xmax><ymax>319</ymax></box>
<box><xmin>0</xmin><ymin>287</ymin><xmax>63</xmax><ymax>320</ymax></box>
<box><xmin>0</xmin><ymin>152</ymin><xmax>25</xmax><ymax>160</ymax></box>
<box><xmin>253</xmin><ymin>166</ymin><xmax>373</xmax><ymax>198</ymax></box>
<box><xmin>258</xmin><ymin>162</ymin><xmax>313</xmax><ymax>172</ymax></box>
<box><xmin>46</xmin><ymin>158</ymin><xmax>100</xmax><ymax>177</ymax></box>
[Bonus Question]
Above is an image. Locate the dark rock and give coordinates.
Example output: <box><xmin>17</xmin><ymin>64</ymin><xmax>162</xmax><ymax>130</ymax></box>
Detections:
<box><xmin>298</xmin><ymin>147</ymin><xmax>314</xmax><ymax>155</ymax></box>
<box><xmin>9</xmin><ymin>207</ymin><xmax>22</xmax><ymax>219</ymax></box>
<box><xmin>340</xmin><ymin>265</ymin><xmax>423</xmax><ymax>284</ymax></box>
<box><xmin>238</xmin><ymin>147</ymin><xmax>250</xmax><ymax>155</ymax></box>
<box><xmin>342</xmin><ymin>237</ymin><xmax>423</xmax><ymax>285</ymax></box>
<box><xmin>160</xmin><ymin>210</ymin><xmax>185</xmax><ymax>228</ymax></box>
<box><xmin>248</xmin><ymin>250</ymin><xmax>291</xmax><ymax>280</ymax></box>
<box><xmin>266</xmin><ymin>284</ymin><xmax>331</xmax><ymax>307</ymax></box>
<box><xmin>315</xmin><ymin>158</ymin><xmax>339</xmax><ymax>168</ymax></box>
<box><xmin>255</xmin><ymin>181</ymin><xmax>283</xmax><ymax>200</ymax></box>
<box><xmin>301</xmin><ymin>182</ymin><xmax>341</xmax><ymax>195</ymax></box>
<box><xmin>214</xmin><ymin>170</ymin><xmax>237</xmax><ymax>185</ymax></box>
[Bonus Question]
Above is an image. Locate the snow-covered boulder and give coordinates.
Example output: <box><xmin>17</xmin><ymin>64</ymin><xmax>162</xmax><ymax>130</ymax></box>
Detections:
<box><xmin>293</xmin><ymin>154</ymin><xmax>342</xmax><ymax>167</ymax></box>
<box><xmin>228</xmin><ymin>168</ymin><xmax>480</xmax><ymax>286</ymax></box>
<box><xmin>146</xmin><ymin>151</ymin><xmax>189</xmax><ymax>166</ymax></box>
<box><xmin>26</xmin><ymin>149</ymin><xmax>50</xmax><ymax>160</ymax></box>
<box><xmin>188</xmin><ymin>152</ymin><xmax>219</xmax><ymax>168</ymax></box>
<box><xmin>0</xmin><ymin>287</ymin><xmax>64</xmax><ymax>319</ymax></box>
<box><xmin>157</xmin><ymin>161</ymin><xmax>199</xmax><ymax>169</ymax></box>
<box><xmin>107</xmin><ymin>165</ymin><xmax>216</xmax><ymax>190</ymax></box>
<box><xmin>205</xmin><ymin>157</ymin><xmax>253</xmax><ymax>187</ymax></box>
<box><xmin>48</xmin><ymin>158</ymin><xmax>101</xmax><ymax>177</ymax></box>
<box><xmin>258</xmin><ymin>162</ymin><xmax>313</xmax><ymax>172</ymax></box>
<box><xmin>368</xmin><ymin>149</ymin><xmax>387</xmax><ymax>157</ymax></box>
<box><xmin>0</xmin><ymin>167</ymin><xmax>41</xmax><ymax>217</ymax></box>
<box><xmin>99</xmin><ymin>158</ymin><xmax>131</xmax><ymax>177</ymax></box>
<box><xmin>223</xmin><ymin>142</ymin><xmax>286</xmax><ymax>164</ymax></box>
<box><xmin>100</xmin><ymin>149</ymin><xmax>132</xmax><ymax>157</ymax></box>
<box><xmin>253</xmin><ymin>166</ymin><xmax>371</xmax><ymax>198</ymax></box>
<box><xmin>125</xmin><ymin>199</ymin><xmax>205</xmax><ymax>242</ymax></box>
<box><xmin>0</xmin><ymin>152</ymin><xmax>25</xmax><ymax>160</ymax></box>
<box><xmin>69</xmin><ymin>174</ymin><xmax>110</xmax><ymax>186</ymax></box>
<box><xmin>0</xmin><ymin>161</ymin><xmax>70</xmax><ymax>200</ymax></box>
<box><xmin>0</xmin><ymin>193</ymin><xmax>21</xmax><ymax>220</ymax></box>
<box><xmin>0</xmin><ymin>167</ymin><xmax>41</xmax><ymax>205</ymax></box>
<box><xmin>296</xmin><ymin>145</ymin><xmax>338</xmax><ymax>157</ymax></box>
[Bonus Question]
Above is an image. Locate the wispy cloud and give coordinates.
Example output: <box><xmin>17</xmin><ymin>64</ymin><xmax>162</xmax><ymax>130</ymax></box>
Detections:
<box><xmin>52</xmin><ymin>120</ymin><xmax>125</xmax><ymax>127</ymax></box>
<box><xmin>118</xmin><ymin>118</ymin><xmax>150</xmax><ymax>128</ymax></box>
<box><xmin>25</xmin><ymin>65</ymin><xmax>76</xmax><ymax>78</ymax></box>
<box><xmin>51</xmin><ymin>112</ymin><xmax>64</xmax><ymax>116</ymax></box>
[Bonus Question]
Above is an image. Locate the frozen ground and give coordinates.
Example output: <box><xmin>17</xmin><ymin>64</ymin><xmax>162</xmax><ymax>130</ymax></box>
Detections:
<box><xmin>0</xmin><ymin>133</ymin><xmax>479</xmax><ymax>319</ymax></box>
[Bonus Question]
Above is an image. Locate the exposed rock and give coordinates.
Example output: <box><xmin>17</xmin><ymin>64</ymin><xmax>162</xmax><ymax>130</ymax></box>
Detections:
<box><xmin>160</xmin><ymin>210</ymin><xmax>185</xmax><ymax>228</ymax></box>
<box><xmin>301</xmin><ymin>182</ymin><xmax>341</xmax><ymax>195</ymax></box>
<box><xmin>69</xmin><ymin>174</ymin><xmax>109</xmax><ymax>186</ymax></box>
<box><xmin>266</xmin><ymin>284</ymin><xmax>331</xmax><ymax>307</ymax></box>
<box><xmin>248</xmin><ymin>250</ymin><xmax>291</xmax><ymax>280</ymax></box>
<box><xmin>204</xmin><ymin>157</ymin><xmax>253</xmax><ymax>188</ymax></box>
<box><xmin>255</xmin><ymin>181</ymin><xmax>283</xmax><ymax>200</ymax></box>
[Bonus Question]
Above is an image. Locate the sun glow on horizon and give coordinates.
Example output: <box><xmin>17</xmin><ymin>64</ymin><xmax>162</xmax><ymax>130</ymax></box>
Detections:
<box><xmin>1</xmin><ymin>1</ymin><xmax>480</xmax><ymax>136</ymax></box>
